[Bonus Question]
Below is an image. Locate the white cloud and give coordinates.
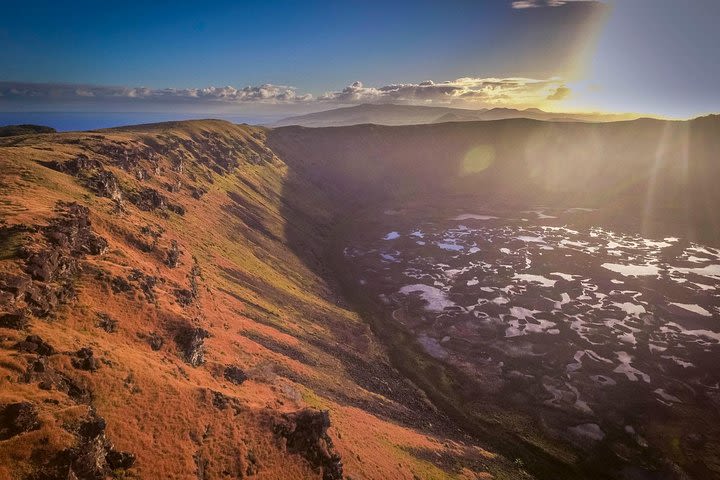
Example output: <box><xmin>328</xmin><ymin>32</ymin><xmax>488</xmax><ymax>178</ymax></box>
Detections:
<box><xmin>319</xmin><ymin>77</ymin><xmax>569</xmax><ymax>107</ymax></box>
<box><xmin>0</xmin><ymin>77</ymin><xmax>570</xmax><ymax>109</ymax></box>
<box><xmin>0</xmin><ymin>82</ymin><xmax>307</xmax><ymax>104</ymax></box>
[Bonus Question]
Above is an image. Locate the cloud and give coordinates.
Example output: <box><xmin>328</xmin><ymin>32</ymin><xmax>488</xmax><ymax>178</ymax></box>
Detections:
<box><xmin>0</xmin><ymin>77</ymin><xmax>570</xmax><ymax>109</ymax></box>
<box><xmin>511</xmin><ymin>0</ymin><xmax>599</xmax><ymax>8</ymax></box>
<box><xmin>318</xmin><ymin>77</ymin><xmax>569</xmax><ymax>107</ymax></box>
<box><xmin>0</xmin><ymin>82</ymin><xmax>310</xmax><ymax>104</ymax></box>
<box><xmin>547</xmin><ymin>85</ymin><xmax>571</xmax><ymax>100</ymax></box>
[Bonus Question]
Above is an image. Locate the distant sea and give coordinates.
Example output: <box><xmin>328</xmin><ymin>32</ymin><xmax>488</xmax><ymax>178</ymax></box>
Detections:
<box><xmin>0</xmin><ymin>112</ymin><xmax>279</xmax><ymax>132</ymax></box>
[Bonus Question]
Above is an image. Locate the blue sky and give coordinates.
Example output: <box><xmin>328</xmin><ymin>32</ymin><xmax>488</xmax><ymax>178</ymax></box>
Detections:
<box><xmin>1</xmin><ymin>0</ymin><xmax>719</xmax><ymax>122</ymax></box>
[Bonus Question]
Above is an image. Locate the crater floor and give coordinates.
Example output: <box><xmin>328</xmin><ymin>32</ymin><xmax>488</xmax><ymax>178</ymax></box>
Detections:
<box><xmin>343</xmin><ymin>205</ymin><xmax>720</xmax><ymax>472</ymax></box>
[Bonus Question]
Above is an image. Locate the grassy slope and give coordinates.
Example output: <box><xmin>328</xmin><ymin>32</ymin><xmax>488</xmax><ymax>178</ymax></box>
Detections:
<box><xmin>0</xmin><ymin>120</ymin><xmax>520</xmax><ymax>480</ymax></box>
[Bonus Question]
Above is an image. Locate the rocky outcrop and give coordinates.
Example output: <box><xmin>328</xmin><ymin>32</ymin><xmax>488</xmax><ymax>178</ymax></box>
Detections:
<box><xmin>95</xmin><ymin>313</ymin><xmax>117</xmax><ymax>333</ymax></box>
<box><xmin>0</xmin><ymin>311</ymin><xmax>29</xmax><ymax>329</ymax></box>
<box><xmin>223</xmin><ymin>365</ymin><xmax>247</xmax><ymax>385</ymax></box>
<box><xmin>209</xmin><ymin>390</ymin><xmax>244</xmax><ymax>415</ymax></box>
<box><xmin>46</xmin><ymin>155</ymin><xmax>103</xmax><ymax>175</ymax></box>
<box><xmin>25</xmin><ymin>249</ymin><xmax>77</xmax><ymax>283</ymax></box>
<box><xmin>23</xmin><ymin>357</ymin><xmax>91</xmax><ymax>403</ymax></box>
<box><xmin>0</xmin><ymin>203</ymin><xmax>108</xmax><ymax>319</ymax></box>
<box><xmin>35</xmin><ymin>410</ymin><xmax>135</xmax><ymax>480</ymax></box>
<box><xmin>110</xmin><ymin>275</ymin><xmax>134</xmax><ymax>294</ymax></box>
<box><xmin>45</xmin><ymin>156</ymin><xmax>124</xmax><ymax>202</ymax></box>
<box><xmin>0</xmin><ymin>273</ymin><xmax>32</xmax><ymax>301</ymax></box>
<box><xmin>44</xmin><ymin>203</ymin><xmax>108</xmax><ymax>256</ymax></box>
<box><xmin>191</xmin><ymin>186</ymin><xmax>207</xmax><ymax>199</ymax></box>
<box><xmin>0</xmin><ymin>402</ymin><xmax>41</xmax><ymax>440</ymax></box>
<box><xmin>132</xmin><ymin>188</ymin><xmax>166</xmax><ymax>211</ymax></box>
<box><xmin>165</xmin><ymin>240</ymin><xmax>182</xmax><ymax>268</ymax></box>
<box><xmin>129</xmin><ymin>188</ymin><xmax>186</xmax><ymax>216</ymax></box>
<box><xmin>167</xmin><ymin>203</ymin><xmax>186</xmax><ymax>215</ymax></box>
<box><xmin>14</xmin><ymin>335</ymin><xmax>56</xmax><ymax>355</ymax></box>
<box><xmin>86</xmin><ymin>170</ymin><xmax>122</xmax><ymax>201</ymax></box>
<box><xmin>274</xmin><ymin>409</ymin><xmax>343</xmax><ymax>480</ymax></box>
<box><xmin>174</xmin><ymin>288</ymin><xmax>194</xmax><ymax>306</ymax></box>
<box><xmin>127</xmin><ymin>269</ymin><xmax>158</xmax><ymax>302</ymax></box>
<box><xmin>71</xmin><ymin>348</ymin><xmax>100</xmax><ymax>371</ymax></box>
<box><xmin>174</xmin><ymin>325</ymin><xmax>210</xmax><ymax>366</ymax></box>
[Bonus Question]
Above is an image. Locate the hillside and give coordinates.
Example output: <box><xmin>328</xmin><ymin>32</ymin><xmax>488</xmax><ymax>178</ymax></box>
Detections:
<box><xmin>0</xmin><ymin>120</ymin><xmax>524</xmax><ymax>480</ymax></box>
<box><xmin>1</xmin><ymin>116</ymin><xmax>718</xmax><ymax>480</ymax></box>
<box><xmin>273</xmin><ymin>104</ymin><xmax>643</xmax><ymax>128</ymax></box>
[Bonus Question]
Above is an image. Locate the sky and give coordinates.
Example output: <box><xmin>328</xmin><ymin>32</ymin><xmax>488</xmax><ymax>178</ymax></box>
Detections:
<box><xmin>1</xmin><ymin>0</ymin><xmax>719</xmax><ymax>128</ymax></box>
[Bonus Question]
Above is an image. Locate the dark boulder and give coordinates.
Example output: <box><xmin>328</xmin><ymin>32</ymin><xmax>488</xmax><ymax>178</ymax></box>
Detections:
<box><xmin>111</xmin><ymin>276</ymin><xmax>134</xmax><ymax>294</ymax></box>
<box><xmin>106</xmin><ymin>450</ymin><xmax>136</xmax><ymax>470</ymax></box>
<box><xmin>26</xmin><ymin>248</ymin><xmax>77</xmax><ymax>282</ymax></box>
<box><xmin>224</xmin><ymin>365</ymin><xmax>248</xmax><ymax>385</ymax></box>
<box><xmin>128</xmin><ymin>269</ymin><xmax>157</xmax><ymax>302</ymax></box>
<box><xmin>208</xmin><ymin>390</ymin><xmax>244</xmax><ymax>416</ymax></box>
<box><xmin>44</xmin><ymin>203</ymin><xmax>108</xmax><ymax>256</ymax></box>
<box><xmin>167</xmin><ymin>203</ymin><xmax>186</xmax><ymax>216</ymax></box>
<box><xmin>165</xmin><ymin>240</ymin><xmax>182</xmax><ymax>268</ymax></box>
<box><xmin>24</xmin><ymin>282</ymin><xmax>74</xmax><ymax>317</ymax></box>
<box><xmin>191</xmin><ymin>186</ymin><xmax>207</xmax><ymax>199</ymax></box>
<box><xmin>132</xmin><ymin>188</ymin><xmax>166</xmax><ymax>211</ymax></box>
<box><xmin>86</xmin><ymin>170</ymin><xmax>122</xmax><ymax>201</ymax></box>
<box><xmin>174</xmin><ymin>288</ymin><xmax>194</xmax><ymax>306</ymax></box>
<box><xmin>14</xmin><ymin>335</ymin><xmax>55</xmax><ymax>355</ymax></box>
<box><xmin>71</xmin><ymin>348</ymin><xmax>100</xmax><ymax>371</ymax></box>
<box><xmin>0</xmin><ymin>273</ymin><xmax>32</xmax><ymax>300</ymax></box>
<box><xmin>0</xmin><ymin>311</ymin><xmax>29</xmax><ymax>330</ymax></box>
<box><xmin>174</xmin><ymin>325</ymin><xmax>209</xmax><ymax>366</ymax></box>
<box><xmin>96</xmin><ymin>313</ymin><xmax>117</xmax><ymax>333</ymax></box>
<box><xmin>274</xmin><ymin>409</ymin><xmax>343</xmax><ymax>480</ymax></box>
<box><xmin>0</xmin><ymin>402</ymin><xmax>41</xmax><ymax>440</ymax></box>
<box><xmin>58</xmin><ymin>410</ymin><xmax>135</xmax><ymax>479</ymax></box>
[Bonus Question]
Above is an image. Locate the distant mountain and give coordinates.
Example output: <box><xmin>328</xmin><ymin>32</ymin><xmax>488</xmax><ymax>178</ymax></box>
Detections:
<box><xmin>0</xmin><ymin>124</ymin><xmax>56</xmax><ymax>137</ymax></box>
<box><xmin>273</xmin><ymin>103</ymin><xmax>644</xmax><ymax>127</ymax></box>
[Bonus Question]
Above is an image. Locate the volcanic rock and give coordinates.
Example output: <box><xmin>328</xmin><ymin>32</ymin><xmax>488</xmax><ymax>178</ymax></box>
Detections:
<box><xmin>14</xmin><ymin>335</ymin><xmax>56</xmax><ymax>355</ymax></box>
<box><xmin>0</xmin><ymin>402</ymin><xmax>41</xmax><ymax>440</ymax></box>
<box><xmin>87</xmin><ymin>170</ymin><xmax>122</xmax><ymax>200</ymax></box>
<box><xmin>0</xmin><ymin>273</ymin><xmax>32</xmax><ymax>300</ymax></box>
<box><xmin>96</xmin><ymin>313</ymin><xmax>118</xmax><ymax>333</ymax></box>
<box><xmin>49</xmin><ymin>411</ymin><xmax>136</xmax><ymax>480</ymax></box>
<box><xmin>132</xmin><ymin>188</ymin><xmax>166</xmax><ymax>211</ymax></box>
<box><xmin>174</xmin><ymin>288</ymin><xmax>194</xmax><ymax>306</ymax></box>
<box><xmin>224</xmin><ymin>365</ymin><xmax>248</xmax><ymax>385</ymax></box>
<box><xmin>165</xmin><ymin>240</ymin><xmax>182</xmax><ymax>268</ymax></box>
<box><xmin>0</xmin><ymin>310</ymin><xmax>29</xmax><ymax>329</ymax></box>
<box><xmin>44</xmin><ymin>203</ymin><xmax>108</xmax><ymax>256</ymax></box>
<box><xmin>274</xmin><ymin>409</ymin><xmax>343</xmax><ymax>480</ymax></box>
<box><xmin>174</xmin><ymin>325</ymin><xmax>209</xmax><ymax>366</ymax></box>
<box><xmin>72</xmin><ymin>347</ymin><xmax>100</xmax><ymax>371</ymax></box>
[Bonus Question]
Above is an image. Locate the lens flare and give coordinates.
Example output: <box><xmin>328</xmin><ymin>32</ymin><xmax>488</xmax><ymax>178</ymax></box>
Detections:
<box><xmin>462</xmin><ymin>145</ymin><xmax>495</xmax><ymax>175</ymax></box>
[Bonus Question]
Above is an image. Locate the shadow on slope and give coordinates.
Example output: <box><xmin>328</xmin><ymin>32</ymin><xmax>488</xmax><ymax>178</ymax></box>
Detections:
<box><xmin>268</xmin><ymin>115</ymin><xmax>720</xmax><ymax>480</ymax></box>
